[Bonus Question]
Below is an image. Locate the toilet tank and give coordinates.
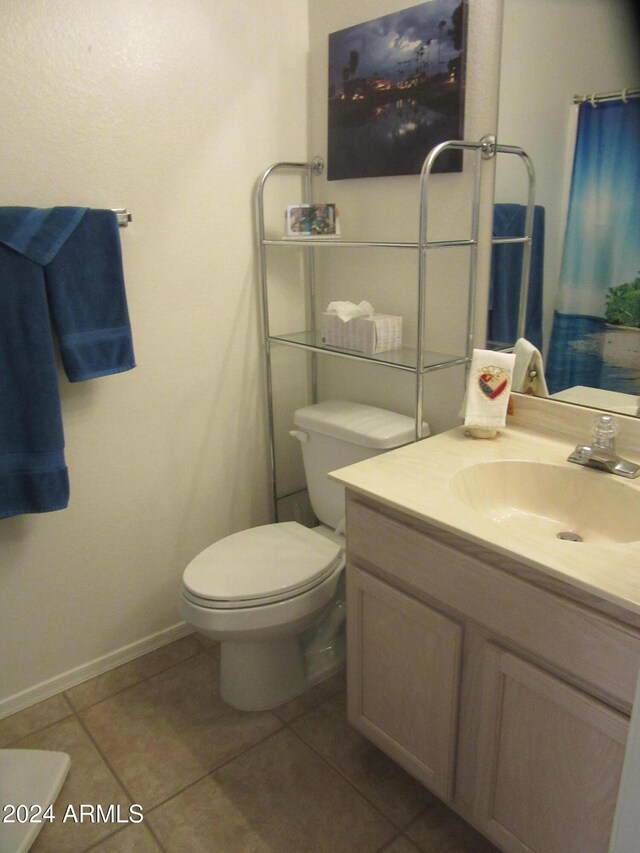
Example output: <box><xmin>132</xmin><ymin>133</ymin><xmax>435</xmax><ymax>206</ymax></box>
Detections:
<box><xmin>291</xmin><ymin>400</ymin><xmax>428</xmax><ymax>530</ymax></box>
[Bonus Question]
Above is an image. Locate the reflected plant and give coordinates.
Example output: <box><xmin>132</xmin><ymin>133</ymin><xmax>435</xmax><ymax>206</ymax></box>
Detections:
<box><xmin>605</xmin><ymin>274</ymin><xmax>640</xmax><ymax>328</ymax></box>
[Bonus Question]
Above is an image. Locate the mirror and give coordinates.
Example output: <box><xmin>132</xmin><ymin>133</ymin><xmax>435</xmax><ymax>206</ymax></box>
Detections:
<box><xmin>494</xmin><ymin>0</ymin><xmax>640</xmax><ymax>416</ymax></box>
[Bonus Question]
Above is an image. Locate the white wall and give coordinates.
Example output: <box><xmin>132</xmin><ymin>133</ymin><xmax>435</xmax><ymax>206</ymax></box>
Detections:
<box><xmin>0</xmin><ymin>0</ymin><xmax>308</xmax><ymax>713</ymax></box>
<box><xmin>305</xmin><ymin>0</ymin><xmax>504</xmax><ymax>435</ymax></box>
<box><xmin>497</xmin><ymin>0</ymin><xmax>640</xmax><ymax>355</ymax></box>
<box><xmin>12</xmin><ymin>0</ymin><xmax>628</xmax><ymax>716</ymax></box>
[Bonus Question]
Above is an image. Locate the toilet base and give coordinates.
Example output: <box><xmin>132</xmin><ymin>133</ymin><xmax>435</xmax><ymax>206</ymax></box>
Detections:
<box><xmin>220</xmin><ymin>637</ymin><xmax>307</xmax><ymax>711</ymax></box>
<box><xmin>215</xmin><ymin>573</ymin><xmax>347</xmax><ymax>711</ymax></box>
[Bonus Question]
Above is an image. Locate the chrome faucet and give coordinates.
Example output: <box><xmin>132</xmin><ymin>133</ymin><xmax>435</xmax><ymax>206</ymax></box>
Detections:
<box><xmin>568</xmin><ymin>415</ymin><xmax>640</xmax><ymax>479</ymax></box>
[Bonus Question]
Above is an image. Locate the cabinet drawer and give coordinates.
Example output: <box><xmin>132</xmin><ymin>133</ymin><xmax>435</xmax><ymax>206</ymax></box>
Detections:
<box><xmin>346</xmin><ymin>496</ymin><xmax>640</xmax><ymax>708</ymax></box>
<box><xmin>347</xmin><ymin>566</ymin><xmax>462</xmax><ymax>802</ymax></box>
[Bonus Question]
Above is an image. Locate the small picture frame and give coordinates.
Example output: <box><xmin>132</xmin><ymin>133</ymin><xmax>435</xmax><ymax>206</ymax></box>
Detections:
<box><xmin>286</xmin><ymin>203</ymin><xmax>340</xmax><ymax>238</ymax></box>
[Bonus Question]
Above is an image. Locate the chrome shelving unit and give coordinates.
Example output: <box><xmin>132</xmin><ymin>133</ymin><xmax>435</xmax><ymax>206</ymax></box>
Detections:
<box><xmin>256</xmin><ymin>137</ymin><xmax>535</xmax><ymax>518</ymax></box>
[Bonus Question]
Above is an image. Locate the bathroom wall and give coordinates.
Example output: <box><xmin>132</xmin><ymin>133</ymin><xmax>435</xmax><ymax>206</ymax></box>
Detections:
<box><xmin>0</xmin><ymin>0</ymin><xmax>308</xmax><ymax>713</ymax></box>
<box><xmin>304</xmin><ymin>0</ymin><xmax>504</xmax><ymax>436</ymax></box>
<box><xmin>496</xmin><ymin>0</ymin><xmax>640</xmax><ymax>355</ymax></box>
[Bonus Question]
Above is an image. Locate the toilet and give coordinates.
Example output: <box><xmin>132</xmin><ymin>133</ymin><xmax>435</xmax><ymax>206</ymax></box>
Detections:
<box><xmin>179</xmin><ymin>400</ymin><xmax>423</xmax><ymax>711</ymax></box>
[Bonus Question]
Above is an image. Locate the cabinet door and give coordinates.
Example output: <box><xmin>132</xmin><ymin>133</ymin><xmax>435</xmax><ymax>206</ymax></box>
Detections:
<box><xmin>347</xmin><ymin>566</ymin><xmax>463</xmax><ymax>801</ymax></box>
<box><xmin>475</xmin><ymin>646</ymin><xmax>628</xmax><ymax>853</ymax></box>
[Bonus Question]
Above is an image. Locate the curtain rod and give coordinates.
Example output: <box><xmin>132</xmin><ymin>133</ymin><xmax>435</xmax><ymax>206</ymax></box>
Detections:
<box><xmin>573</xmin><ymin>87</ymin><xmax>640</xmax><ymax>106</ymax></box>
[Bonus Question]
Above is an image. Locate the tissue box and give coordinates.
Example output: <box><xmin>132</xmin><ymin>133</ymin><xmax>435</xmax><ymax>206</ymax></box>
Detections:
<box><xmin>321</xmin><ymin>313</ymin><xmax>402</xmax><ymax>354</ymax></box>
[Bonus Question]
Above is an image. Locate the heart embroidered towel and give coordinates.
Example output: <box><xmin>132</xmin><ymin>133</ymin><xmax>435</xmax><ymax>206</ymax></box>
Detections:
<box><xmin>464</xmin><ymin>349</ymin><xmax>516</xmax><ymax>430</ymax></box>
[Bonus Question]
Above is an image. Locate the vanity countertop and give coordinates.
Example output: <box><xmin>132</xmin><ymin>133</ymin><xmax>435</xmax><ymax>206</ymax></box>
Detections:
<box><xmin>330</xmin><ymin>415</ymin><xmax>640</xmax><ymax>619</ymax></box>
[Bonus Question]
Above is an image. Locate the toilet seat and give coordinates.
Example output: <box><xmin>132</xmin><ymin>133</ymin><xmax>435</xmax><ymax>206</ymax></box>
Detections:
<box><xmin>182</xmin><ymin>522</ymin><xmax>343</xmax><ymax>610</ymax></box>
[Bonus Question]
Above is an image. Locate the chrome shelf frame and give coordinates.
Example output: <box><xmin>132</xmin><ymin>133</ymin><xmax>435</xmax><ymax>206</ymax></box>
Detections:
<box><xmin>256</xmin><ymin>139</ymin><xmax>535</xmax><ymax>520</ymax></box>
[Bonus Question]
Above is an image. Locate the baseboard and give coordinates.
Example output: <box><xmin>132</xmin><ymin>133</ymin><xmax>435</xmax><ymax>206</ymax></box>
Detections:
<box><xmin>0</xmin><ymin>622</ymin><xmax>195</xmax><ymax>721</ymax></box>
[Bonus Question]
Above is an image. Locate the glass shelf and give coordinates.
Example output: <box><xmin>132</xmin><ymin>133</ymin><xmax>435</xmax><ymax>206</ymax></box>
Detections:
<box><xmin>263</xmin><ymin>238</ymin><xmax>476</xmax><ymax>250</ymax></box>
<box><xmin>269</xmin><ymin>330</ymin><xmax>467</xmax><ymax>373</ymax></box>
<box><xmin>487</xmin><ymin>339</ymin><xmax>517</xmax><ymax>352</ymax></box>
<box><xmin>263</xmin><ymin>238</ymin><xmax>418</xmax><ymax>249</ymax></box>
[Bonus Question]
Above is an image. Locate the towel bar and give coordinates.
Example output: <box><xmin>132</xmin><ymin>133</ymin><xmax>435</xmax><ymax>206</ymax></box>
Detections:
<box><xmin>112</xmin><ymin>208</ymin><xmax>132</xmax><ymax>227</ymax></box>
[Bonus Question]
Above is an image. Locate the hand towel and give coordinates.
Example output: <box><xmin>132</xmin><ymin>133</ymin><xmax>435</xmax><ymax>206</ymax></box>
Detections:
<box><xmin>464</xmin><ymin>349</ymin><xmax>516</xmax><ymax>433</ymax></box>
<box><xmin>0</xmin><ymin>207</ymin><xmax>135</xmax><ymax>519</ymax></box>
<box><xmin>512</xmin><ymin>337</ymin><xmax>549</xmax><ymax>396</ymax></box>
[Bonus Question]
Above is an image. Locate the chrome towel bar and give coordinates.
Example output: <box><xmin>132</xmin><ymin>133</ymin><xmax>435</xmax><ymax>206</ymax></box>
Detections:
<box><xmin>112</xmin><ymin>209</ymin><xmax>132</xmax><ymax>227</ymax></box>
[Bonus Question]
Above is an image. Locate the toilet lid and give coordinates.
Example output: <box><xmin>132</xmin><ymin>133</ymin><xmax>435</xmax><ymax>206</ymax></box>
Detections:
<box><xmin>183</xmin><ymin>522</ymin><xmax>343</xmax><ymax>606</ymax></box>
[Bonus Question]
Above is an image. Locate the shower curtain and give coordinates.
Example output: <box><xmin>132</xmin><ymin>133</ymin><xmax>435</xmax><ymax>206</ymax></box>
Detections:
<box><xmin>546</xmin><ymin>96</ymin><xmax>640</xmax><ymax>395</ymax></box>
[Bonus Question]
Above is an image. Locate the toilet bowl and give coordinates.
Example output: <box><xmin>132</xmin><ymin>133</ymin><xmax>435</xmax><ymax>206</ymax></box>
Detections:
<box><xmin>180</xmin><ymin>400</ymin><xmax>425</xmax><ymax>711</ymax></box>
<box><xmin>180</xmin><ymin>522</ymin><xmax>344</xmax><ymax>710</ymax></box>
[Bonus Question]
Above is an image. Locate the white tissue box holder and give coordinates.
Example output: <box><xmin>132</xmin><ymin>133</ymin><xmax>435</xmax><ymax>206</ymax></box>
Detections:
<box><xmin>320</xmin><ymin>313</ymin><xmax>403</xmax><ymax>354</ymax></box>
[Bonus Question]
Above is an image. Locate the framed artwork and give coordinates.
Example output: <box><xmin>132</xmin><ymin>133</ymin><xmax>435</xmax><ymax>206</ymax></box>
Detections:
<box><xmin>328</xmin><ymin>0</ymin><xmax>467</xmax><ymax>180</ymax></box>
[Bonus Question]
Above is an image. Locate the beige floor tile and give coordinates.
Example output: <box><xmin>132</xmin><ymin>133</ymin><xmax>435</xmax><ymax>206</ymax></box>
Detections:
<box><xmin>406</xmin><ymin>803</ymin><xmax>501</xmax><ymax>853</ymax></box>
<box><xmin>273</xmin><ymin>669</ymin><xmax>345</xmax><ymax>723</ymax></box>
<box><xmin>0</xmin><ymin>693</ymin><xmax>72</xmax><ymax>746</ymax></box>
<box><xmin>65</xmin><ymin>634</ymin><xmax>202</xmax><ymax>711</ymax></box>
<box><xmin>13</xmin><ymin>717</ymin><xmax>131</xmax><ymax>853</ymax></box>
<box><xmin>81</xmin><ymin>652</ymin><xmax>282</xmax><ymax>809</ymax></box>
<box><xmin>147</xmin><ymin>728</ymin><xmax>396</xmax><ymax>853</ymax></box>
<box><xmin>292</xmin><ymin>692</ymin><xmax>431</xmax><ymax>828</ymax></box>
<box><xmin>89</xmin><ymin>822</ymin><xmax>163</xmax><ymax>852</ymax></box>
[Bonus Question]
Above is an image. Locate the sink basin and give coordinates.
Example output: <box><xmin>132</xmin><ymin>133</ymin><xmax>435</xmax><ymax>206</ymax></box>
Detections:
<box><xmin>451</xmin><ymin>461</ymin><xmax>640</xmax><ymax>544</ymax></box>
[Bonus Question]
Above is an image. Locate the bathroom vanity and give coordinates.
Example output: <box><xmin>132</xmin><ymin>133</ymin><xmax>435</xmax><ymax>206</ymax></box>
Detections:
<box><xmin>331</xmin><ymin>397</ymin><xmax>640</xmax><ymax>853</ymax></box>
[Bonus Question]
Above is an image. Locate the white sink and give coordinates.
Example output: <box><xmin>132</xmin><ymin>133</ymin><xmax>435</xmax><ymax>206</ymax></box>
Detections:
<box><xmin>451</xmin><ymin>460</ymin><xmax>640</xmax><ymax>544</ymax></box>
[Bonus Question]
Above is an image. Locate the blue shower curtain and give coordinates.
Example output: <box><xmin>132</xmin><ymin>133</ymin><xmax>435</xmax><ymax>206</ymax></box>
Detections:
<box><xmin>546</xmin><ymin>97</ymin><xmax>640</xmax><ymax>395</ymax></box>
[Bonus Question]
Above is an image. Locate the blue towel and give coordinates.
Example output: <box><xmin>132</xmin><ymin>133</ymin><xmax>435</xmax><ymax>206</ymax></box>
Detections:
<box><xmin>0</xmin><ymin>207</ymin><xmax>135</xmax><ymax>519</ymax></box>
<box><xmin>488</xmin><ymin>204</ymin><xmax>545</xmax><ymax>352</ymax></box>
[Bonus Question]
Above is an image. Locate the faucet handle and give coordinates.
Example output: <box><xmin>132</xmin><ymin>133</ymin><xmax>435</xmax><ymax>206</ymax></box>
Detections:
<box><xmin>592</xmin><ymin>414</ymin><xmax>618</xmax><ymax>450</ymax></box>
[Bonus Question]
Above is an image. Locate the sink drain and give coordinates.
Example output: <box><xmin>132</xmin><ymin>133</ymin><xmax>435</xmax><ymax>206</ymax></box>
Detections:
<box><xmin>557</xmin><ymin>531</ymin><xmax>583</xmax><ymax>542</ymax></box>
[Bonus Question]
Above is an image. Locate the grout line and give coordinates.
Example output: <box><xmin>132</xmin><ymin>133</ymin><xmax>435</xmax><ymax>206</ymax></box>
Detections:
<box><xmin>283</xmin><ymin>691</ymin><xmax>431</xmax><ymax>834</ymax></box>
<box><xmin>64</xmin><ymin>641</ymin><xmax>206</xmax><ymax>714</ymax></box>
<box><xmin>5</xmin><ymin>639</ymin><xmax>432</xmax><ymax>851</ymax></box>
<box><xmin>61</xmin><ymin>690</ymin><xmax>75</xmax><ymax>714</ymax></box>
<box><xmin>81</xmin><ymin>820</ymin><xmax>169</xmax><ymax>853</ymax></box>
<box><xmin>374</xmin><ymin>833</ymin><xmax>405</xmax><ymax>852</ymax></box>
<box><xmin>8</xmin><ymin>645</ymin><xmax>283</xmax><ymax>850</ymax></box>
<box><xmin>1</xmin><ymin>641</ymin><xmax>203</xmax><ymax>746</ymax></box>
<box><xmin>272</xmin><ymin>688</ymin><xmax>345</xmax><ymax>726</ymax></box>
<box><xmin>142</xmin><ymin>725</ymin><xmax>286</xmax><ymax>814</ymax></box>
<box><xmin>284</xmin><ymin>722</ymin><xmax>409</xmax><ymax>834</ymax></box>
<box><xmin>0</xmin><ymin>626</ymin><xmax>196</xmax><ymax>721</ymax></box>
<box><xmin>73</xmin><ymin>706</ymin><xmax>172</xmax><ymax>853</ymax></box>
<box><xmin>1</xmin><ymin>710</ymin><xmax>75</xmax><ymax>749</ymax></box>
<box><xmin>69</xmin><ymin>642</ymin><xmax>208</xmax><ymax>853</ymax></box>
<box><xmin>403</xmin><ymin>807</ymin><xmax>432</xmax><ymax>833</ymax></box>
<box><xmin>74</xmin><ymin>708</ymin><xmax>135</xmax><ymax>799</ymax></box>
<box><xmin>5</xmin><ymin>704</ymin><xmax>162</xmax><ymax>853</ymax></box>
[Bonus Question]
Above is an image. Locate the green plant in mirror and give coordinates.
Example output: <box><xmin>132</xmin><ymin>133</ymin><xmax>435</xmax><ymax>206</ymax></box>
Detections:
<box><xmin>605</xmin><ymin>274</ymin><xmax>640</xmax><ymax>328</ymax></box>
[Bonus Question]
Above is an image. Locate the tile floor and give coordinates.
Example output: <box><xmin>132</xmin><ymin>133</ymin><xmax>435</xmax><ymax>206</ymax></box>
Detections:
<box><xmin>1</xmin><ymin>635</ymin><xmax>500</xmax><ymax>852</ymax></box>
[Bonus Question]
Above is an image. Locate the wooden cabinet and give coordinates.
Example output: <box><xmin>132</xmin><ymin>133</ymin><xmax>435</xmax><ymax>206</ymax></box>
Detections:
<box><xmin>476</xmin><ymin>647</ymin><xmax>628</xmax><ymax>853</ymax></box>
<box><xmin>345</xmin><ymin>492</ymin><xmax>639</xmax><ymax>853</ymax></box>
<box><xmin>348</xmin><ymin>567</ymin><xmax>462</xmax><ymax>801</ymax></box>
